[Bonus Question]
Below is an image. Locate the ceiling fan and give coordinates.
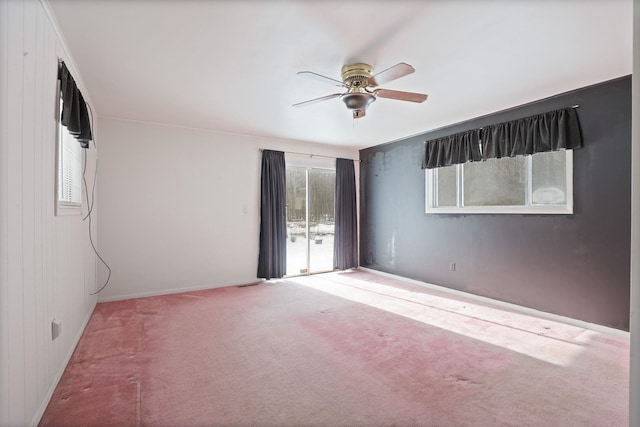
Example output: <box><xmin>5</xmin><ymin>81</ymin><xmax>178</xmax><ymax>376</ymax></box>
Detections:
<box><xmin>293</xmin><ymin>62</ymin><xmax>428</xmax><ymax>119</ymax></box>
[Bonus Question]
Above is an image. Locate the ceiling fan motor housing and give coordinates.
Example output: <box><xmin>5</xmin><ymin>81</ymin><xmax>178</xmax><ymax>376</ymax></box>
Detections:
<box><xmin>341</xmin><ymin>63</ymin><xmax>374</xmax><ymax>91</ymax></box>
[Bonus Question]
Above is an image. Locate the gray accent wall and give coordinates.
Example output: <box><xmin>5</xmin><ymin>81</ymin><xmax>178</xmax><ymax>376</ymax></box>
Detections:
<box><xmin>360</xmin><ymin>76</ymin><xmax>631</xmax><ymax>330</ymax></box>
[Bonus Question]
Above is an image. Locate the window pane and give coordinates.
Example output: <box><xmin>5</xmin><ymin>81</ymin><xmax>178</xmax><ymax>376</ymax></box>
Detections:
<box><xmin>436</xmin><ymin>166</ymin><xmax>457</xmax><ymax>207</ymax></box>
<box><xmin>58</xmin><ymin>123</ymin><xmax>82</xmax><ymax>205</ymax></box>
<box><xmin>463</xmin><ymin>157</ymin><xmax>526</xmax><ymax>206</ymax></box>
<box><xmin>308</xmin><ymin>169</ymin><xmax>335</xmax><ymax>274</ymax></box>
<box><xmin>286</xmin><ymin>166</ymin><xmax>307</xmax><ymax>276</ymax></box>
<box><xmin>531</xmin><ymin>151</ymin><xmax>567</xmax><ymax>205</ymax></box>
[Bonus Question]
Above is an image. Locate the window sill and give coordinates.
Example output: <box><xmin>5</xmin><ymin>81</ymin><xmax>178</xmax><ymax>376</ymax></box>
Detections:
<box><xmin>56</xmin><ymin>202</ymin><xmax>82</xmax><ymax>216</ymax></box>
<box><xmin>425</xmin><ymin>205</ymin><xmax>573</xmax><ymax>215</ymax></box>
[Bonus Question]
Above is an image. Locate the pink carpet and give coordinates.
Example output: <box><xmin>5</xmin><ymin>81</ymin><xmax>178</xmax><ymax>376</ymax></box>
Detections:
<box><xmin>39</xmin><ymin>270</ymin><xmax>629</xmax><ymax>426</ymax></box>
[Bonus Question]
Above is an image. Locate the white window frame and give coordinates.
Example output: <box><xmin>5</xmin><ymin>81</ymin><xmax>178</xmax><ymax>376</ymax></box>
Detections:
<box><xmin>55</xmin><ymin>93</ymin><xmax>83</xmax><ymax>216</ymax></box>
<box><xmin>425</xmin><ymin>151</ymin><xmax>573</xmax><ymax>215</ymax></box>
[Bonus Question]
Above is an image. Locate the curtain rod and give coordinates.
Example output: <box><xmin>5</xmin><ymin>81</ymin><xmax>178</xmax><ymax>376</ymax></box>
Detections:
<box><xmin>259</xmin><ymin>148</ymin><xmax>360</xmax><ymax>162</ymax></box>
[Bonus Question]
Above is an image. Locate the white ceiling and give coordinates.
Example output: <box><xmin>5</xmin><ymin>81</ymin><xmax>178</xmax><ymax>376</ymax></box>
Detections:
<box><xmin>47</xmin><ymin>0</ymin><xmax>632</xmax><ymax>150</ymax></box>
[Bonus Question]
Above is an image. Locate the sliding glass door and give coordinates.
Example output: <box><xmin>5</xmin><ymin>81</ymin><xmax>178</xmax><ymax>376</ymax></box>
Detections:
<box><xmin>286</xmin><ymin>166</ymin><xmax>335</xmax><ymax>276</ymax></box>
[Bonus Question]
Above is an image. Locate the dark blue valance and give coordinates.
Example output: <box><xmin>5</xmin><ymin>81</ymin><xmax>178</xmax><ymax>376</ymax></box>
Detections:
<box><xmin>422</xmin><ymin>107</ymin><xmax>582</xmax><ymax>169</ymax></box>
<box><xmin>422</xmin><ymin>129</ymin><xmax>482</xmax><ymax>169</ymax></box>
<box><xmin>58</xmin><ymin>62</ymin><xmax>92</xmax><ymax>148</ymax></box>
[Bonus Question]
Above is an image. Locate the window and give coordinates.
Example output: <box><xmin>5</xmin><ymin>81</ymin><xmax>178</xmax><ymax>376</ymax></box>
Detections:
<box><xmin>55</xmin><ymin>96</ymin><xmax>82</xmax><ymax>215</ymax></box>
<box><xmin>425</xmin><ymin>150</ymin><xmax>573</xmax><ymax>214</ymax></box>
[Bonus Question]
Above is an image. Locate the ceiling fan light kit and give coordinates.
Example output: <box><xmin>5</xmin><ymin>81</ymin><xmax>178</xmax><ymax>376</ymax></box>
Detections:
<box><xmin>294</xmin><ymin>62</ymin><xmax>428</xmax><ymax>119</ymax></box>
<box><xmin>340</xmin><ymin>92</ymin><xmax>376</xmax><ymax>118</ymax></box>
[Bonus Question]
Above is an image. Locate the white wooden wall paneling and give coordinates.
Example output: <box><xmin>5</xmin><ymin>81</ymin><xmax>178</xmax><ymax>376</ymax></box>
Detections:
<box><xmin>0</xmin><ymin>0</ymin><xmax>10</xmax><ymax>423</ymax></box>
<box><xmin>7</xmin><ymin>0</ymin><xmax>27</xmax><ymax>424</ymax></box>
<box><xmin>1</xmin><ymin>0</ymin><xmax>99</xmax><ymax>425</ymax></box>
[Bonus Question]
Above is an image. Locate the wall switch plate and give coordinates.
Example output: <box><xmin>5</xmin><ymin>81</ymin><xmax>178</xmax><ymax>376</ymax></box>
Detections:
<box><xmin>51</xmin><ymin>319</ymin><xmax>62</xmax><ymax>340</ymax></box>
<box><xmin>449</xmin><ymin>262</ymin><xmax>456</xmax><ymax>272</ymax></box>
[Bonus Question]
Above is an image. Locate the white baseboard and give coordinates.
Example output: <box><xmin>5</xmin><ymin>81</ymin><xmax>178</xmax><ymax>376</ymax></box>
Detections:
<box><xmin>97</xmin><ymin>279</ymin><xmax>263</xmax><ymax>303</ymax></box>
<box><xmin>358</xmin><ymin>267</ymin><xmax>629</xmax><ymax>338</ymax></box>
<box><xmin>30</xmin><ymin>300</ymin><xmax>97</xmax><ymax>427</ymax></box>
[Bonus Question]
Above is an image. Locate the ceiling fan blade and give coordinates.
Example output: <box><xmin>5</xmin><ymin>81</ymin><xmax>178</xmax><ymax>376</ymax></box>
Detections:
<box><xmin>297</xmin><ymin>71</ymin><xmax>345</xmax><ymax>87</ymax></box>
<box><xmin>376</xmin><ymin>89</ymin><xmax>428</xmax><ymax>103</ymax></box>
<box><xmin>368</xmin><ymin>62</ymin><xmax>415</xmax><ymax>87</ymax></box>
<box><xmin>293</xmin><ymin>93</ymin><xmax>343</xmax><ymax>108</ymax></box>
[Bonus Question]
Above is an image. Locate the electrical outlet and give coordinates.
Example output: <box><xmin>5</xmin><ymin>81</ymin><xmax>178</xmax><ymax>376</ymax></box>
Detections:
<box><xmin>51</xmin><ymin>319</ymin><xmax>62</xmax><ymax>340</ymax></box>
<box><xmin>449</xmin><ymin>262</ymin><xmax>456</xmax><ymax>272</ymax></box>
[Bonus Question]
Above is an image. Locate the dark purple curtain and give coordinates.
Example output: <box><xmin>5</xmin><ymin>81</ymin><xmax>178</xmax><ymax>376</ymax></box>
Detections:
<box><xmin>58</xmin><ymin>62</ymin><xmax>92</xmax><ymax>148</ymax></box>
<box><xmin>333</xmin><ymin>158</ymin><xmax>358</xmax><ymax>270</ymax></box>
<box><xmin>257</xmin><ymin>150</ymin><xmax>287</xmax><ymax>279</ymax></box>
